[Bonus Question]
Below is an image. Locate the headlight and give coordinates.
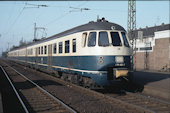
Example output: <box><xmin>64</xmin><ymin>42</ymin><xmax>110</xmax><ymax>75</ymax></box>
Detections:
<box><xmin>115</xmin><ymin>56</ymin><xmax>124</xmax><ymax>63</ymax></box>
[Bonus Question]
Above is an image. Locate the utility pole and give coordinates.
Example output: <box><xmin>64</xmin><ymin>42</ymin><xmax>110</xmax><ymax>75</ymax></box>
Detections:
<box><xmin>7</xmin><ymin>42</ymin><xmax>10</xmax><ymax>52</ymax></box>
<box><xmin>127</xmin><ymin>0</ymin><xmax>136</xmax><ymax>71</ymax></box>
<box><xmin>0</xmin><ymin>48</ymin><xmax>3</xmax><ymax>57</ymax></box>
<box><xmin>34</xmin><ymin>23</ymin><xmax>36</xmax><ymax>41</ymax></box>
<box><xmin>33</xmin><ymin>23</ymin><xmax>46</xmax><ymax>41</ymax></box>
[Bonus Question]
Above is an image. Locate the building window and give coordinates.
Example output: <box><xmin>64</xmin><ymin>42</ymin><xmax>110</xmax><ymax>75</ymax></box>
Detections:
<box><xmin>44</xmin><ymin>46</ymin><xmax>47</xmax><ymax>54</ymax></box>
<box><xmin>82</xmin><ymin>32</ymin><xmax>87</xmax><ymax>47</ymax></box>
<box><xmin>88</xmin><ymin>32</ymin><xmax>96</xmax><ymax>47</ymax></box>
<box><xmin>59</xmin><ymin>42</ymin><xmax>62</xmax><ymax>53</ymax></box>
<box><xmin>65</xmin><ymin>40</ymin><xmax>70</xmax><ymax>53</ymax></box>
<box><xmin>121</xmin><ymin>32</ymin><xmax>129</xmax><ymax>47</ymax></box>
<box><xmin>53</xmin><ymin>43</ymin><xmax>57</xmax><ymax>54</ymax></box>
<box><xmin>134</xmin><ymin>48</ymin><xmax>138</xmax><ymax>51</ymax></box>
<box><xmin>41</xmin><ymin>46</ymin><xmax>43</xmax><ymax>54</ymax></box>
<box><xmin>98</xmin><ymin>32</ymin><xmax>109</xmax><ymax>46</ymax></box>
<box><xmin>110</xmin><ymin>32</ymin><xmax>122</xmax><ymax>46</ymax></box>
<box><xmin>140</xmin><ymin>47</ymin><xmax>152</xmax><ymax>51</ymax></box>
<box><xmin>39</xmin><ymin>47</ymin><xmax>40</xmax><ymax>55</ymax></box>
<box><xmin>73</xmin><ymin>39</ymin><xmax>76</xmax><ymax>52</ymax></box>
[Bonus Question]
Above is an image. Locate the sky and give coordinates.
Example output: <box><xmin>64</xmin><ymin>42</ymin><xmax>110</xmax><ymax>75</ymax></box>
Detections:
<box><xmin>0</xmin><ymin>1</ymin><xmax>169</xmax><ymax>55</ymax></box>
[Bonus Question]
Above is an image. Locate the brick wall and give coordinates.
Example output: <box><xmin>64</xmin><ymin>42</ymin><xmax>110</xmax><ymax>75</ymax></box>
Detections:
<box><xmin>134</xmin><ymin>38</ymin><xmax>170</xmax><ymax>71</ymax></box>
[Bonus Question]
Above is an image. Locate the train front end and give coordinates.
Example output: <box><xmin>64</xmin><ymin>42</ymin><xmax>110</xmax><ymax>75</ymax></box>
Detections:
<box><xmin>84</xmin><ymin>29</ymin><xmax>133</xmax><ymax>87</ymax></box>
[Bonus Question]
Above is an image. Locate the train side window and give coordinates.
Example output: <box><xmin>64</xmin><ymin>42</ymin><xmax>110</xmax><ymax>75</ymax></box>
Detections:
<box><xmin>59</xmin><ymin>42</ymin><xmax>63</xmax><ymax>53</ymax></box>
<box><xmin>110</xmin><ymin>32</ymin><xmax>122</xmax><ymax>46</ymax></box>
<box><xmin>82</xmin><ymin>33</ymin><xmax>87</xmax><ymax>47</ymax></box>
<box><xmin>121</xmin><ymin>32</ymin><xmax>129</xmax><ymax>47</ymax></box>
<box><xmin>31</xmin><ymin>49</ymin><xmax>33</xmax><ymax>55</ymax></box>
<box><xmin>53</xmin><ymin>43</ymin><xmax>57</xmax><ymax>54</ymax></box>
<box><xmin>65</xmin><ymin>40</ymin><xmax>70</xmax><ymax>53</ymax></box>
<box><xmin>73</xmin><ymin>39</ymin><xmax>76</xmax><ymax>52</ymax></box>
<box><xmin>98</xmin><ymin>32</ymin><xmax>109</xmax><ymax>46</ymax></box>
<box><xmin>41</xmin><ymin>46</ymin><xmax>43</xmax><ymax>54</ymax></box>
<box><xmin>88</xmin><ymin>32</ymin><xmax>96</xmax><ymax>47</ymax></box>
<box><xmin>44</xmin><ymin>46</ymin><xmax>47</xmax><ymax>54</ymax></box>
<box><xmin>39</xmin><ymin>47</ymin><xmax>40</xmax><ymax>55</ymax></box>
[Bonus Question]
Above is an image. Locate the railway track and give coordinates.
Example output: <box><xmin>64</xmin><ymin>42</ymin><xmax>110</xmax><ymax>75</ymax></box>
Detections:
<box><xmin>1</xmin><ymin>59</ymin><xmax>170</xmax><ymax>113</ymax></box>
<box><xmin>0</xmin><ymin>64</ymin><xmax>76</xmax><ymax>113</ymax></box>
<box><xmin>105</xmin><ymin>91</ymin><xmax>170</xmax><ymax>113</ymax></box>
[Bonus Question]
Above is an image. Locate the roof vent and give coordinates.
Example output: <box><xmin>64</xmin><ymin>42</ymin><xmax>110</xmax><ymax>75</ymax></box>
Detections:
<box><xmin>97</xmin><ymin>17</ymin><xmax>108</xmax><ymax>22</ymax></box>
<box><xmin>89</xmin><ymin>21</ymin><xmax>94</xmax><ymax>23</ymax></box>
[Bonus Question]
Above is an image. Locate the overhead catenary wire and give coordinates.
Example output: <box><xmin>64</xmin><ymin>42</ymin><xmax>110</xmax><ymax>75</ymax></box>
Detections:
<box><xmin>3</xmin><ymin>2</ymin><xmax>127</xmax><ymax>47</ymax></box>
<box><xmin>4</xmin><ymin>3</ymin><xmax>26</xmax><ymax>35</ymax></box>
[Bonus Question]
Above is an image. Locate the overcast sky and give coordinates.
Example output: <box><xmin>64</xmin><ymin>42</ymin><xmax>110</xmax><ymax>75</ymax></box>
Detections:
<box><xmin>0</xmin><ymin>1</ymin><xmax>169</xmax><ymax>55</ymax></box>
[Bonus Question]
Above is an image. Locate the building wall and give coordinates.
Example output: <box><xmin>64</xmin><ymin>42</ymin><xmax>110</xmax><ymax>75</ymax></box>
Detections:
<box><xmin>134</xmin><ymin>30</ymin><xmax>170</xmax><ymax>71</ymax></box>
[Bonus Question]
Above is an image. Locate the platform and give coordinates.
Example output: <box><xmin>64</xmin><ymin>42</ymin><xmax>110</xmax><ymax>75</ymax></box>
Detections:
<box><xmin>0</xmin><ymin>92</ymin><xmax>3</xmax><ymax>113</ymax></box>
<box><xmin>133</xmin><ymin>71</ymin><xmax>170</xmax><ymax>100</ymax></box>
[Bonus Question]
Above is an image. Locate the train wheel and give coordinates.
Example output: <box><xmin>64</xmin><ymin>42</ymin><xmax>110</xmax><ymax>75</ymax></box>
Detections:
<box><xmin>57</xmin><ymin>71</ymin><xmax>62</xmax><ymax>78</ymax></box>
<box><xmin>82</xmin><ymin>77</ymin><xmax>95</xmax><ymax>89</ymax></box>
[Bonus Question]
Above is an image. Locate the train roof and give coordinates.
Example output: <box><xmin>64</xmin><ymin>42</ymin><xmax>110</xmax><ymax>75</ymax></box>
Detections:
<box><xmin>49</xmin><ymin>18</ymin><xmax>126</xmax><ymax>39</ymax></box>
<box><xmin>10</xmin><ymin>18</ymin><xmax>126</xmax><ymax>51</ymax></box>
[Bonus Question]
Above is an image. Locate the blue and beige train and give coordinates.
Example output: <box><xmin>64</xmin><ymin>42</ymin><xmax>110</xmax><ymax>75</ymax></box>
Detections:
<box><xmin>8</xmin><ymin>18</ymin><xmax>133</xmax><ymax>87</ymax></box>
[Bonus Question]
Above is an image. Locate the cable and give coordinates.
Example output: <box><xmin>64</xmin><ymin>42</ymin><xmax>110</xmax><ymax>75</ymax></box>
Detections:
<box><xmin>44</xmin><ymin>12</ymin><xmax>70</xmax><ymax>27</ymax></box>
<box><xmin>4</xmin><ymin>3</ymin><xmax>26</xmax><ymax>35</ymax></box>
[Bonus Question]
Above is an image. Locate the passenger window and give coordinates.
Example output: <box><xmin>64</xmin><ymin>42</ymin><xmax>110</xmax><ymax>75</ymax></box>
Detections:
<box><xmin>59</xmin><ymin>42</ymin><xmax>63</xmax><ymax>53</ymax></box>
<box><xmin>31</xmin><ymin>49</ymin><xmax>33</xmax><ymax>55</ymax></box>
<box><xmin>88</xmin><ymin>32</ymin><xmax>96</xmax><ymax>47</ymax></box>
<box><xmin>121</xmin><ymin>32</ymin><xmax>129</xmax><ymax>47</ymax></box>
<box><xmin>65</xmin><ymin>40</ymin><xmax>69</xmax><ymax>53</ymax></box>
<box><xmin>99</xmin><ymin>32</ymin><xmax>109</xmax><ymax>46</ymax></box>
<box><xmin>44</xmin><ymin>46</ymin><xmax>47</xmax><ymax>54</ymax></box>
<box><xmin>110</xmin><ymin>32</ymin><xmax>122</xmax><ymax>46</ymax></box>
<box><xmin>39</xmin><ymin>47</ymin><xmax>40</xmax><ymax>55</ymax></box>
<box><xmin>82</xmin><ymin>33</ymin><xmax>87</xmax><ymax>47</ymax></box>
<box><xmin>41</xmin><ymin>46</ymin><xmax>43</xmax><ymax>54</ymax></box>
<box><xmin>53</xmin><ymin>43</ymin><xmax>57</xmax><ymax>54</ymax></box>
<box><xmin>73</xmin><ymin>39</ymin><xmax>76</xmax><ymax>53</ymax></box>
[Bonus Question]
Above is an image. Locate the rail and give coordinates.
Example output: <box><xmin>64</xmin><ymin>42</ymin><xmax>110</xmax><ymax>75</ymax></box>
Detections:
<box><xmin>0</xmin><ymin>65</ymin><xmax>29</xmax><ymax>113</ymax></box>
<box><xmin>1</xmin><ymin>63</ymin><xmax>77</xmax><ymax>113</ymax></box>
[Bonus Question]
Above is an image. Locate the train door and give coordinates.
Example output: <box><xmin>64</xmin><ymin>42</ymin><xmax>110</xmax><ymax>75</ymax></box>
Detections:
<box><xmin>47</xmin><ymin>44</ymin><xmax>53</xmax><ymax>72</ymax></box>
<box><xmin>35</xmin><ymin>47</ymin><xmax>39</xmax><ymax>69</ymax></box>
<box><xmin>25</xmin><ymin>47</ymin><xmax>28</xmax><ymax>65</ymax></box>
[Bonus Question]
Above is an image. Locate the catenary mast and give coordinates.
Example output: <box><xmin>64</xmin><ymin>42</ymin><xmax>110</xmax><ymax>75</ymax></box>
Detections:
<box><xmin>127</xmin><ymin>0</ymin><xmax>136</xmax><ymax>71</ymax></box>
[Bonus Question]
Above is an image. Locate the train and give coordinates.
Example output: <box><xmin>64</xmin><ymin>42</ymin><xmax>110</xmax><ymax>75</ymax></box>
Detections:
<box><xmin>8</xmin><ymin>18</ymin><xmax>133</xmax><ymax>88</ymax></box>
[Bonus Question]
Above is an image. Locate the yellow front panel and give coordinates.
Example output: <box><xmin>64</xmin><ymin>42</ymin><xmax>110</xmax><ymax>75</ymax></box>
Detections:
<box><xmin>115</xmin><ymin>70</ymin><xmax>128</xmax><ymax>78</ymax></box>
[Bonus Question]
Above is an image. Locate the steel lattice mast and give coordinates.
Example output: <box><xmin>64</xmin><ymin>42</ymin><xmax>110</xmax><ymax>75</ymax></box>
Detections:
<box><xmin>127</xmin><ymin>0</ymin><xmax>136</xmax><ymax>71</ymax></box>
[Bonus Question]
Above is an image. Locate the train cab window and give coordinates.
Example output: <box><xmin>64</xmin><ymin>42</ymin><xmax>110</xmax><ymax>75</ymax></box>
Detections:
<box><xmin>65</xmin><ymin>40</ymin><xmax>69</xmax><ymax>53</ymax></box>
<box><xmin>121</xmin><ymin>32</ymin><xmax>129</xmax><ymax>47</ymax></box>
<box><xmin>39</xmin><ymin>47</ymin><xmax>40</xmax><ymax>55</ymax></box>
<box><xmin>59</xmin><ymin>42</ymin><xmax>63</xmax><ymax>53</ymax></box>
<box><xmin>82</xmin><ymin>33</ymin><xmax>87</xmax><ymax>47</ymax></box>
<box><xmin>53</xmin><ymin>43</ymin><xmax>57</xmax><ymax>54</ymax></box>
<box><xmin>41</xmin><ymin>46</ymin><xmax>43</xmax><ymax>54</ymax></box>
<box><xmin>73</xmin><ymin>39</ymin><xmax>76</xmax><ymax>52</ymax></box>
<box><xmin>110</xmin><ymin>32</ymin><xmax>122</xmax><ymax>46</ymax></box>
<box><xmin>98</xmin><ymin>32</ymin><xmax>109</xmax><ymax>46</ymax></box>
<box><xmin>88</xmin><ymin>32</ymin><xmax>96</xmax><ymax>47</ymax></box>
<box><xmin>44</xmin><ymin>46</ymin><xmax>47</xmax><ymax>54</ymax></box>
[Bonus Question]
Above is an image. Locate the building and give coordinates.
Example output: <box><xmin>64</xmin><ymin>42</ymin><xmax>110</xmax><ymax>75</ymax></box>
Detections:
<box><xmin>133</xmin><ymin>23</ymin><xmax>170</xmax><ymax>72</ymax></box>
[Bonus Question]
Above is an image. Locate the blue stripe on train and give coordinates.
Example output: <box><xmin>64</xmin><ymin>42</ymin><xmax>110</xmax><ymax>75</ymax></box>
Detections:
<box><xmin>11</xmin><ymin>56</ymin><xmax>130</xmax><ymax>70</ymax></box>
<box><xmin>9</xmin><ymin>56</ymin><xmax>130</xmax><ymax>86</ymax></box>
